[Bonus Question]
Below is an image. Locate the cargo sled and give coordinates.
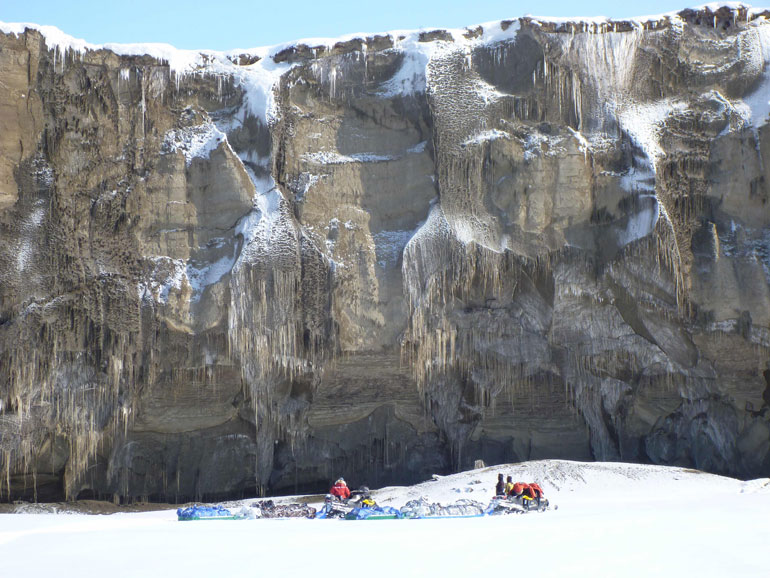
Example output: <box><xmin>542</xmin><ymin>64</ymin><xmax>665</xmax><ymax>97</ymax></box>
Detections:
<box><xmin>253</xmin><ymin>500</ymin><xmax>317</xmax><ymax>519</ymax></box>
<box><xmin>400</xmin><ymin>498</ymin><xmax>488</xmax><ymax>519</ymax></box>
<box><xmin>344</xmin><ymin>505</ymin><xmax>402</xmax><ymax>520</ymax></box>
<box><xmin>176</xmin><ymin>505</ymin><xmax>240</xmax><ymax>521</ymax></box>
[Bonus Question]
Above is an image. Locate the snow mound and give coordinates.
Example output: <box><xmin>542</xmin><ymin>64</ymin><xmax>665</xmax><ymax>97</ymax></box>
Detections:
<box><xmin>740</xmin><ymin>477</ymin><xmax>770</xmax><ymax>493</ymax></box>
<box><xmin>371</xmin><ymin>460</ymin><xmax>745</xmax><ymax>508</ymax></box>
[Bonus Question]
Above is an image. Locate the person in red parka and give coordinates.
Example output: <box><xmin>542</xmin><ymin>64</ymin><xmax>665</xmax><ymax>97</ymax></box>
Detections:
<box><xmin>329</xmin><ymin>478</ymin><xmax>351</xmax><ymax>501</ymax></box>
<box><xmin>510</xmin><ymin>482</ymin><xmax>531</xmax><ymax>498</ymax></box>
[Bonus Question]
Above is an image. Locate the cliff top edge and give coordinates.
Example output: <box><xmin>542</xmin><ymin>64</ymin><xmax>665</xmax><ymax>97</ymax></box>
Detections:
<box><xmin>1</xmin><ymin>3</ymin><xmax>769</xmax><ymax>67</ymax></box>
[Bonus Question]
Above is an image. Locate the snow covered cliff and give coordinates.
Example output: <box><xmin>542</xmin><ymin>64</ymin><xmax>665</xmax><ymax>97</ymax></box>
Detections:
<box><xmin>1</xmin><ymin>3</ymin><xmax>770</xmax><ymax>502</ymax></box>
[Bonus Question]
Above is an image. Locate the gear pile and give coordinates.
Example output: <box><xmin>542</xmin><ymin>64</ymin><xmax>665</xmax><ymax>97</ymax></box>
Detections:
<box><xmin>252</xmin><ymin>499</ymin><xmax>317</xmax><ymax>519</ymax></box>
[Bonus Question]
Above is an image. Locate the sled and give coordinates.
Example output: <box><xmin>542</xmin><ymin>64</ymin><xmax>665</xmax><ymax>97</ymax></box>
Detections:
<box><xmin>343</xmin><ymin>505</ymin><xmax>402</xmax><ymax>520</ymax></box>
<box><xmin>406</xmin><ymin>512</ymin><xmax>486</xmax><ymax>519</ymax></box>
<box><xmin>344</xmin><ymin>512</ymin><xmax>400</xmax><ymax>520</ymax></box>
<box><xmin>177</xmin><ymin>515</ymin><xmax>240</xmax><ymax>521</ymax></box>
<box><xmin>399</xmin><ymin>497</ymin><xmax>488</xmax><ymax>519</ymax></box>
<box><xmin>176</xmin><ymin>505</ymin><xmax>241</xmax><ymax>521</ymax></box>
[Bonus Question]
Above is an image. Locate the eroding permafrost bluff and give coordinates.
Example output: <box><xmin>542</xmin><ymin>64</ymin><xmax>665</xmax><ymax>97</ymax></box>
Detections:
<box><xmin>1</xmin><ymin>3</ymin><xmax>770</xmax><ymax>503</ymax></box>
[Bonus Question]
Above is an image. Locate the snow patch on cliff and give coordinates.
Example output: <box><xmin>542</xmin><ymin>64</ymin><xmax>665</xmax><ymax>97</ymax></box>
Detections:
<box><xmin>618</xmin><ymin>203</ymin><xmax>660</xmax><ymax>246</ymax></box>
<box><xmin>232</xmin><ymin>59</ymin><xmax>292</xmax><ymax>125</ymax></box>
<box><xmin>162</xmin><ymin>122</ymin><xmax>228</xmax><ymax>166</ymax></box>
<box><xmin>231</xmin><ymin>186</ymin><xmax>297</xmax><ymax>273</ymax></box>
<box><xmin>462</xmin><ymin>129</ymin><xmax>510</xmax><ymax>147</ymax></box>
<box><xmin>740</xmin><ymin>22</ymin><xmax>770</xmax><ymax>128</ymax></box>
<box><xmin>523</xmin><ymin>132</ymin><xmax>567</xmax><ymax>161</ymax></box>
<box><xmin>252</xmin><ymin>189</ymin><xmax>284</xmax><ymax>246</ymax></box>
<box><xmin>303</xmin><ymin>151</ymin><xmax>397</xmax><ymax>164</ymax></box>
<box><xmin>14</xmin><ymin>201</ymin><xmax>46</xmax><ymax>273</ymax></box>
<box><xmin>618</xmin><ymin>100</ymin><xmax>687</xmax><ymax>165</ymax></box>
<box><xmin>379</xmin><ymin>40</ymin><xmax>437</xmax><ymax>97</ymax></box>
<box><xmin>141</xmin><ymin>251</ymin><xmax>239</xmax><ymax>304</ymax></box>
<box><xmin>380</xmin><ymin>20</ymin><xmax>520</xmax><ymax>98</ymax></box>
<box><xmin>372</xmin><ymin>229</ymin><xmax>415</xmax><ymax>267</ymax></box>
<box><xmin>141</xmin><ymin>257</ymin><xmax>187</xmax><ymax>303</ymax></box>
<box><xmin>187</xmin><ymin>255</ymin><xmax>238</xmax><ymax>300</ymax></box>
<box><xmin>290</xmin><ymin>172</ymin><xmax>322</xmax><ymax>203</ymax></box>
<box><xmin>405</xmin><ymin>201</ymin><xmax>450</xmax><ymax>251</ymax></box>
<box><xmin>15</xmin><ymin>244</ymin><xmax>33</xmax><ymax>273</ymax></box>
<box><xmin>407</xmin><ymin>140</ymin><xmax>428</xmax><ymax>154</ymax></box>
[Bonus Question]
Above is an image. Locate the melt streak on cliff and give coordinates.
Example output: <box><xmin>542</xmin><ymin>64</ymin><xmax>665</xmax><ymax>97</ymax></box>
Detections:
<box><xmin>1</xmin><ymin>4</ymin><xmax>770</xmax><ymax>502</ymax></box>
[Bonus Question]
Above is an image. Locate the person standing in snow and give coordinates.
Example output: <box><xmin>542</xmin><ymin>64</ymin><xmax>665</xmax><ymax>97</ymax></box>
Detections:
<box><xmin>329</xmin><ymin>478</ymin><xmax>351</xmax><ymax>501</ymax></box>
<box><xmin>495</xmin><ymin>473</ymin><xmax>505</xmax><ymax>496</ymax></box>
<box><xmin>505</xmin><ymin>475</ymin><xmax>514</xmax><ymax>496</ymax></box>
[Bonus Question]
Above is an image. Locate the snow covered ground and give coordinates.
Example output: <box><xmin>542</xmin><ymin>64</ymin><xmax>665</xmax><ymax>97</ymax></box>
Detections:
<box><xmin>1</xmin><ymin>460</ymin><xmax>768</xmax><ymax>577</ymax></box>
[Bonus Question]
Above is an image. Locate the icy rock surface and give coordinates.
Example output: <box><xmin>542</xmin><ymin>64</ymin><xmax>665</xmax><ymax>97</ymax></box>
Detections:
<box><xmin>1</xmin><ymin>5</ymin><xmax>770</xmax><ymax>502</ymax></box>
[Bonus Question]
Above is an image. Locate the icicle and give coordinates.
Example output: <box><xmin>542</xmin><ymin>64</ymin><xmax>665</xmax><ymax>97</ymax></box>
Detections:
<box><xmin>140</xmin><ymin>70</ymin><xmax>146</xmax><ymax>138</ymax></box>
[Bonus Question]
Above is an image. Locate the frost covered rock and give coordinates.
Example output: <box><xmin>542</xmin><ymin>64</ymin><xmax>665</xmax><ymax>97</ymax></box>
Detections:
<box><xmin>1</xmin><ymin>5</ymin><xmax>770</xmax><ymax>503</ymax></box>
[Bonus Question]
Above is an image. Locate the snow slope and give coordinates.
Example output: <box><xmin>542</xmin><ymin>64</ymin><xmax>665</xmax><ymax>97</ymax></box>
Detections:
<box><xmin>1</xmin><ymin>460</ymin><xmax>768</xmax><ymax>578</ymax></box>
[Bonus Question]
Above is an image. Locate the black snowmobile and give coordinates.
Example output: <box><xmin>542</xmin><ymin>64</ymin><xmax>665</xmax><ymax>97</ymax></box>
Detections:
<box><xmin>317</xmin><ymin>486</ymin><xmax>373</xmax><ymax>519</ymax></box>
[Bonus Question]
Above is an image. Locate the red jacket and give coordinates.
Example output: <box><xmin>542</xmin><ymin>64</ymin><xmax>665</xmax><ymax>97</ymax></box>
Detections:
<box><xmin>329</xmin><ymin>482</ymin><xmax>350</xmax><ymax>499</ymax></box>
<box><xmin>510</xmin><ymin>482</ymin><xmax>532</xmax><ymax>497</ymax></box>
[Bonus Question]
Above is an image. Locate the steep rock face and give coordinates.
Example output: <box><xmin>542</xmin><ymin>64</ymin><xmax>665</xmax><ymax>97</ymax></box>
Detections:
<box><xmin>1</xmin><ymin>5</ymin><xmax>770</xmax><ymax>502</ymax></box>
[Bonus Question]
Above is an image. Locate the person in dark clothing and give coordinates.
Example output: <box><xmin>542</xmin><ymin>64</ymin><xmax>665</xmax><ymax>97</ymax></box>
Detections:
<box><xmin>495</xmin><ymin>473</ymin><xmax>505</xmax><ymax>496</ymax></box>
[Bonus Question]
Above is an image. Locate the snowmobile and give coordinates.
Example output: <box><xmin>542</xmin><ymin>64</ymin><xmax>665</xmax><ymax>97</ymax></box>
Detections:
<box><xmin>317</xmin><ymin>486</ymin><xmax>399</xmax><ymax>519</ymax></box>
<box><xmin>316</xmin><ymin>494</ymin><xmax>356</xmax><ymax>519</ymax></box>
<box><xmin>487</xmin><ymin>493</ymin><xmax>551</xmax><ymax>515</ymax></box>
<box><xmin>316</xmin><ymin>484</ymin><xmax>372</xmax><ymax>518</ymax></box>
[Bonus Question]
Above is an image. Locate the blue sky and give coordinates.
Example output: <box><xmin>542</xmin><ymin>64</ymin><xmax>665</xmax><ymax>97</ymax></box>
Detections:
<box><xmin>2</xmin><ymin>1</ymin><xmax>717</xmax><ymax>50</ymax></box>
